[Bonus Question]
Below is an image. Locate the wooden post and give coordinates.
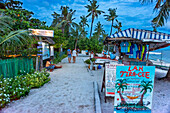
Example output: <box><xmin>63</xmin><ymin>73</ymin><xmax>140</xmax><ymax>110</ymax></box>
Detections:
<box><xmin>39</xmin><ymin>37</ymin><xmax>43</xmax><ymax>71</ymax></box>
<box><xmin>36</xmin><ymin>57</ymin><xmax>38</xmax><ymax>71</ymax></box>
<box><xmin>147</xmin><ymin>44</ymin><xmax>150</xmax><ymax>62</ymax></box>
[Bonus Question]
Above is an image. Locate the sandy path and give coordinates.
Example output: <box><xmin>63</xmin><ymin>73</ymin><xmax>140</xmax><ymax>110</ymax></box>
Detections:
<box><xmin>1</xmin><ymin>56</ymin><xmax>95</xmax><ymax>113</ymax></box>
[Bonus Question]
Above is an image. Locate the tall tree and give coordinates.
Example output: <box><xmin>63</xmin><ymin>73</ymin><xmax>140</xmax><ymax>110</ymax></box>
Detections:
<box><xmin>79</xmin><ymin>15</ymin><xmax>89</xmax><ymax>30</ymax></box>
<box><xmin>70</xmin><ymin>25</ymin><xmax>82</xmax><ymax>49</ymax></box>
<box><xmin>56</xmin><ymin>6</ymin><xmax>77</xmax><ymax>37</ymax></box>
<box><xmin>85</xmin><ymin>0</ymin><xmax>104</xmax><ymax>39</ymax></box>
<box><xmin>139</xmin><ymin>0</ymin><xmax>170</xmax><ymax>27</ymax></box>
<box><xmin>60</xmin><ymin>6</ymin><xmax>69</xmax><ymax>19</ymax></box>
<box><xmin>104</xmin><ymin>8</ymin><xmax>118</xmax><ymax>36</ymax></box>
<box><xmin>113</xmin><ymin>19</ymin><xmax>122</xmax><ymax>33</ymax></box>
<box><xmin>79</xmin><ymin>15</ymin><xmax>89</xmax><ymax>38</ymax></box>
<box><xmin>93</xmin><ymin>21</ymin><xmax>105</xmax><ymax>40</ymax></box>
<box><xmin>0</xmin><ymin>0</ymin><xmax>23</xmax><ymax>9</ymax></box>
<box><xmin>51</xmin><ymin>12</ymin><xmax>61</xmax><ymax>27</ymax></box>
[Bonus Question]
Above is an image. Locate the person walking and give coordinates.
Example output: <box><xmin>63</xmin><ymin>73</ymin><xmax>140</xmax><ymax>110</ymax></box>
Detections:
<box><xmin>72</xmin><ymin>49</ymin><xmax>78</xmax><ymax>63</ymax></box>
<box><xmin>67</xmin><ymin>48</ymin><xmax>72</xmax><ymax>63</ymax></box>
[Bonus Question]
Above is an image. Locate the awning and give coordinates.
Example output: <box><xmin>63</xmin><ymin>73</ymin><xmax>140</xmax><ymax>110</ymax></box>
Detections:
<box><xmin>104</xmin><ymin>28</ymin><xmax>170</xmax><ymax>51</ymax></box>
<box><xmin>42</xmin><ymin>37</ymin><xmax>55</xmax><ymax>44</ymax></box>
<box><xmin>109</xmin><ymin>28</ymin><xmax>170</xmax><ymax>43</ymax></box>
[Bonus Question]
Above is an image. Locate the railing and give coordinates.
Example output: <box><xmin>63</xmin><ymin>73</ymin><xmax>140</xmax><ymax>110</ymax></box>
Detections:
<box><xmin>0</xmin><ymin>57</ymin><xmax>34</xmax><ymax>78</ymax></box>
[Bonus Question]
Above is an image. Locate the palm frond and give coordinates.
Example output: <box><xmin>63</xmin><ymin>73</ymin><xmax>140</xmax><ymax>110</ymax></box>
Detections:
<box><xmin>0</xmin><ymin>30</ymin><xmax>31</xmax><ymax>46</ymax></box>
<box><xmin>139</xmin><ymin>0</ymin><xmax>153</xmax><ymax>4</ymax></box>
<box><xmin>152</xmin><ymin>2</ymin><xmax>169</xmax><ymax>27</ymax></box>
<box><xmin>0</xmin><ymin>16</ymin><xmax>13</xmax><ymax>32</ymax></box>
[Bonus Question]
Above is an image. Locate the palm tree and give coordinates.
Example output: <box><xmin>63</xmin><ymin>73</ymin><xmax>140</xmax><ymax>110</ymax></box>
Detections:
<box><xmin>70</xmin><ymin>25</ymin><xmax>82</xmax><ymax>49</ymax></box>
<box><xmin>51</xmin><ymin>12</ymin><xmax>61</xmax><ymax>27</ymax></box>
<box><xmin>104</xmin><ymin>8</ymin><xmax>118</xmax><ymax>36</ymax></box>
<box><xmin>113</xmin><ymin>19</ymin><xmax>122</xmax><ymax>33</ymax></box>
<box><xmin>60</xmin><ymin>6</ymin><xmax>69</xmax><ymax>20</ymax></box>
<box><xmin>79</xmin><ymin>15</ymin><xmax>89</xmax><ymax>30</ymax></box>
<box><xmin>139</xmin><ymin>0</ymin><xmax>170</xmax><ymax>27</ymax></box>
<box><xmin>56</xmin><ymin>6</ymin><xmax>77</xmax><ymax>36</ymax></box>
<box><xmin>115</xmin><ymin>79</ymin><xmax>127</xmax><ymax>105</ymax></box>
<box><xmin>94</xmin><ymin>21</ymin><xmax>105</xmax><ymax>40</ymax></box>
<box><xmin>85</xmin><ymin>0</ymin><xmax>104</xmax><ymax>39</ymax></box>
<box><xmin>137</xmin><ymin>80</ymin><xmax>153</xmax><ymax>106</ymax></box>
<box><xmin>79</xmin><ymin>15</ymin><xmax>89</xmax><ymax>38</ymax></box>
<box><xmin>0</xmin><ymin>16</ymin><xmax>31</xmax><ymax>54</ymax></box>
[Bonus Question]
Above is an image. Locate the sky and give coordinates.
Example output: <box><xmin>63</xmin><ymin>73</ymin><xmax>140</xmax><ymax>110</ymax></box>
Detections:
<box><xmin>20</xmin><ymin>0</ymin><xmax>170</xmax><ymax>36</ymax></box>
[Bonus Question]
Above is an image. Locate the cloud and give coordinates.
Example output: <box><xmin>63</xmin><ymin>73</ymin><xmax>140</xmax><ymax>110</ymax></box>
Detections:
<box><xmin>21</xmin><ymin>0</ymin><xmax>169</xmax><ymax>35</ymax></box>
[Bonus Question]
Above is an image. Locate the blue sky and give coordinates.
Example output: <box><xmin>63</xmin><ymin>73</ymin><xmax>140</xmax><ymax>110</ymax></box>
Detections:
<box><xmin>20</xmin><ymin>0</ymin><xmax>170</xmax><ymax>35</ymax></box>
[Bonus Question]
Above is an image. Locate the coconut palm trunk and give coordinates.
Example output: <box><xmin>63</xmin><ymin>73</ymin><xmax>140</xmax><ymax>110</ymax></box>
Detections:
<box><xmin>110</xmin><ymin>20</ymin><xmax>113</xmax><ymax>36</ymax></box>
<box><xmin>119</xmin><ymin>89</ymin><xmax>127</xmax><ymax>105</ymax></box>
<box><xmin>89</xmin><ymin>15</ymin><xmax>94</xmax><ymax>39</ymax></box>
<box><xmin>137</xmin><ymin>90</ymin><xmax>146</xmax><ymax>106</ymax></box>
<box><xmin>75</xmin><ymin>39</ymin><xmax>78</xmax><ymax>49</ymax></box>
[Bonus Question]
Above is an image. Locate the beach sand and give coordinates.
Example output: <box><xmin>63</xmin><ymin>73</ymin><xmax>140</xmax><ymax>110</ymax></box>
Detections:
<box><xmin>1</xmin><ymin>56</ymin><xmax>170</xmax><ymax>113</ymax></box>
<box><xmin>1</xmin><ymin>56</ymin><xmax>96</xmax><ymax>113</ymax></box>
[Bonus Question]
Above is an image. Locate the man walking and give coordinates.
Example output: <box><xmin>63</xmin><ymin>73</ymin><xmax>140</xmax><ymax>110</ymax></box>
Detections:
<box><xmin>67</xmin><ymin>48</ymin><xmax>72</xmax><ymax>63</ymax></box>
<box><xmin>72</xmin><ymin>49</ymin><xmax>78</xmax><ymax>63</ymax></box>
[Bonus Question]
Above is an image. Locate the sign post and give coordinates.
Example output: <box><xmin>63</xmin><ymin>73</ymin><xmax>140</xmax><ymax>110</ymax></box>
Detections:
<box><xmin>114</xmin><ymin>66</ymin><xmax>155</xmax><ymax>113</ymax></box>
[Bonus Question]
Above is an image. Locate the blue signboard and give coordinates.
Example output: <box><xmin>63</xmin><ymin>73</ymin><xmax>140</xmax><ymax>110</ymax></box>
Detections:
<box><xmin>114</xmin><ymin>66</ymin><xmax>155</xmax><ymax>113</ymax></box>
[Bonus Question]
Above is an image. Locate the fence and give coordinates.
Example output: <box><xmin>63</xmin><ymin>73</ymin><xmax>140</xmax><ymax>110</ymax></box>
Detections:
<box><xmin>0</xmin><ymin>57</ymin><xmax>34</xmax><ymax>78</ymax></box>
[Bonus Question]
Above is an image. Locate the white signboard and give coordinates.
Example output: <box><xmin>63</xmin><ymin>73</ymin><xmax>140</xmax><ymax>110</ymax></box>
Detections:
<box><xmin>42</xmin><ymin>42</ymin><xmax>50</xmax><ymax>60</ymax></box>
<box><xmin>29</xmin><ymin>28</ymin><xmax>54</xmax><ymax>37</ymax></box>
<box><xmin>105</xmin><ymin>63</ymin><xmax>124</xmax><ymax>97</ymax></box>
<box><xmin>50</xmin><ymin>46</ymin><xmax>54</xmax><ymax>56</ymax></box>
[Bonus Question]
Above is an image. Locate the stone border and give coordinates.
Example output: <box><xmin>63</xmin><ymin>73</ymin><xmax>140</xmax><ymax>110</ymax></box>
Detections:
<box><xmin>94</xmin><ymin>81</ymin><xmax>102</xmax><ymax>113</ymax></box>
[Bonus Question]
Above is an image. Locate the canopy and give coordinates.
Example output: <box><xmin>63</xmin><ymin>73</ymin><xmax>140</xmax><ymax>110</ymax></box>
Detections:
<box><xmin>108</xmin><ymin>28</ymin><xmax>170</xmax><ymax>43</ymax></box>
<box><xmin>104</xmin><ymin>28</ymin><xmax>170</xmax><ymax>51</ymax></box>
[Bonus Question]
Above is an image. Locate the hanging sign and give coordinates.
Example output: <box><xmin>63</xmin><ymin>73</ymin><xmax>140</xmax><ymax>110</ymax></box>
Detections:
<box><xmin>29</xmin><ymin>29</ymin><xmax>54</xmax><ymax>37</ymax></box>
<box><xmin>114</xmin><ymin>66</ymin><xmax>155</xmax><ymax>113</ymax></box>
<box><xmin>42</xmin><ymin>42</ymin><xmax>50</xmax><ymax>60</ymax></box>
<box><xmin>105</xmin><ymin>63</ymin><xmax>124</xmax><ymax>97</ymax></box>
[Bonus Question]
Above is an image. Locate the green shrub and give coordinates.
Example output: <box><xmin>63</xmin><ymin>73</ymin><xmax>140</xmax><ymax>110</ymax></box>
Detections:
<box><xmin>91</xmin><ymin>58</ymin><xmax>96</xmax><ymax>62</ymax></box>
<box><xmin>0</xmin><ymin>70</ymin><xmax>50</xmax><ymax>109</ymax></box>
<box><xmin>84</xmin><ymin>59</ymin><xmax>90</xmax><ymax>64</ymax></box>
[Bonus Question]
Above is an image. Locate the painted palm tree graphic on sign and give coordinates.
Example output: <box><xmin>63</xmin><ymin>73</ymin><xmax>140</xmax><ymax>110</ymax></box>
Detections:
<box><xmin>115</xmin><ymin>79</ymin><xmax>128</xmax><ymax>105</ymax></box>
<box><xmin>137</xmin><ymin>80</ymin><xmax>153</xmax><ymax>106</ymax></box>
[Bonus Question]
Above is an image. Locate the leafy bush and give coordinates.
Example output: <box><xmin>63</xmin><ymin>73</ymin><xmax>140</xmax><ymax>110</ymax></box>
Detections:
<box><xmin>0</xmin><ymin>70</ymin><xmax>50</xmax><ymax>109</ymax></box>
<box><xmin>54</xmin><ymin>54</ymin><xmax>67</xmax><ymax>64</ymax></box>
<box><xmin>84</xmin><ymin>58</ymin><xmax>96</xmax><ymax>64</ymax></box>
<box><xmin>91</xmin><ymin>58</ymin><xmax>96</xmax><ymax>62</ymax></box>
<box><xmin>84</xmin><ymin>59</ymin><xmax>90</xmax><ymax>64</ymax></box>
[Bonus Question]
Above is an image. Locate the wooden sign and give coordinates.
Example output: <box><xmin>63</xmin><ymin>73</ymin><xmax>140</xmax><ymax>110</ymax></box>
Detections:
<box><xmin>105</xmin><ymin>63</ymin><xmax>124</xmax><ymax>97</ymax></box>
<box><xmin>114</xmin><ymin>66</ymin><xmax>155</xmax><ymax>113</ymax></box>
<box><xmin>29</xmin><ymin>29</ymin><xmax>54</xmax><ymax>37</ymax></box>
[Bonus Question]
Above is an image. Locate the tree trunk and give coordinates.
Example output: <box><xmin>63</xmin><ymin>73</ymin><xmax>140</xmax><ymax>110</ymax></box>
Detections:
<box><xmin>75</xmin><ymin>39</ymin><xmax>78</xmax><ymax>49</ymax></box>
<box><xmin>119</xmin><ymin>89</ymin><xmax>127</xmax><ymax>105</ymax></box>
<box><xmin>89</xmin><ymin>16</ymin><xmax>94</xmax><ymax>39</ymax></box>
<box><xmin>110</xmin><ymin>20</ymin><xmax>113</xmax><ymax>36</ymax></box>
<box><xmin>137</xmin><ymin>90</ymin><xmax>145</xmax><ymax>106</ymax></box>
<box><xmin>61</xmin><ymin>26</ymin><xmax>64</xmax><ymax>36</ymax></box>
